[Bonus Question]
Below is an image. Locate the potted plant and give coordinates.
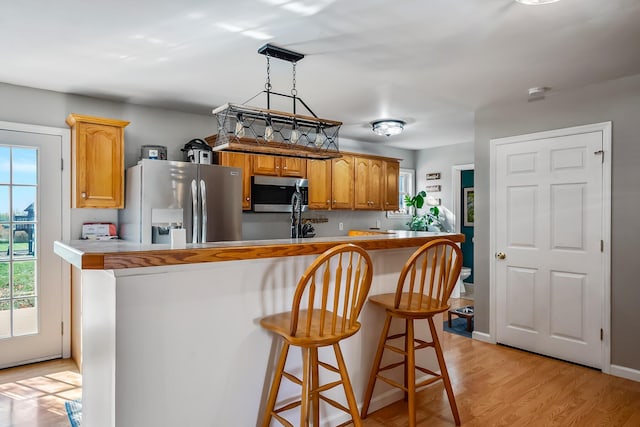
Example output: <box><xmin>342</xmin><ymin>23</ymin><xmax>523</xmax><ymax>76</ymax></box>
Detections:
<box><xmin>405</xmin><ymin>191</ymin><xmax>442</xmax><ymax>231</ymax></box>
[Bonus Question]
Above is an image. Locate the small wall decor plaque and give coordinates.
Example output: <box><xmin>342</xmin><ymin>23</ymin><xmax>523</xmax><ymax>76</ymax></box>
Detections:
<box><xmin>426</xmin><ymin>172</ymin><xmax>441</xmax><ymax>180</ymax></box>
<box><xmin>426</xmin><ymin>197</ymin><xmax>441</xmax><ymax>206</ymax></box>
<box><xmin>425</xmin><ymin>185</ymin><xmax>441</xmax><ymax>192</ymax></box>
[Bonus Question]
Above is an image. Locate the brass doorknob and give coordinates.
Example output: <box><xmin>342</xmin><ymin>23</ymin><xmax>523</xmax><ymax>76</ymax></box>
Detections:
<box><xmin>495</xmin><ymin>251</ymin><xmax>506</xmax><ymax>260</ymax></box>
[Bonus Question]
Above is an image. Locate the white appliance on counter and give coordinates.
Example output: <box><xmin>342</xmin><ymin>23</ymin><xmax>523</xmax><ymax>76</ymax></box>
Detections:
<box><xmin>119</xmin><ymin>159</ymin><xmax>242</xmax><ymax>244</ymax></box>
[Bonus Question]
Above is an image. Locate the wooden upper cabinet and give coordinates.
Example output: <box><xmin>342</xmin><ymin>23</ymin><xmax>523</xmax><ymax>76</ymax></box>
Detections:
<box><xmin>307</xmin><ymin>159</ymin><xmax>332</xmax><ymax>210</ymax></box>
<box><xmin>218</xmin><ymin>152</ymin><xmax>251</xmax><ymax>210</ymax></box>
<box><xmin>383</xmin><ymin>160</ymin><xmax>400</xmax><ymax>211</ymax></box>
<box><xmin>251</xmin><ymin>154</ymin><xmax>306</xmax><ymax>177</ymax></box>
<box><xmin>66</xmin><ymin>114</ymin><xmax>129</xmax><ymax>208</ymax></box>
<box><xmin>281</xmin><ymin>157</ymin><xmax>306</xmax><ymax>177</ymax></box>
<box><xmin>331</xmin><ymin>155</ymin><xmax>354</xmax><ymax>209</ymax></box>
<box><xmin>354</xmin><ymin>157</ymin><xmax>383</xmax><ymax>210</ymax></box>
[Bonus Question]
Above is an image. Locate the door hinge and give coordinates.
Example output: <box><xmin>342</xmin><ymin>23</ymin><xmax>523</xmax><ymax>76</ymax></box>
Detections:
<box><xmin>594</xmin><ymin>150</ymin><xmax>604</xmax><ymax>163</ymax></box>
<box><xmin>601</xmin><ymin>240</ymin><xmax>604</xmax><ymax>252</ymax></box>
<box><xmin>61</xmin><ymin>158</ymin><xmax>64</xmax><ymax>171</ymax></box>
<box><xmin>61</xmin><ymin>321</ymin><xmax>64</xmax><ymax>336</ymax></box>
<box><xmin>600</xmin><ymin>328</ymin><xmax>603</xmax><ymax>341</ymax></box>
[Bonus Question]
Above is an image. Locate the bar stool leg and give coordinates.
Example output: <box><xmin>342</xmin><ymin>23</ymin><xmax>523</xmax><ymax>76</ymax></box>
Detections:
<box><xmin>262</xmin><ymin>342</ymin><xmax>290</xmax><ymax>427</ymax></box>
<box><xmin>333</xmin><ymin>343</ymin><xmax>362</xmax><ymax>427</ymax></box>
<box><xmin>406</xmin><ymin>319</ymin><xmax>416</xmax><ymax>427</ymax></box>
<box><xmin>428</xmin><ymin>317</ymin><xmax>461</xmax><ymax>426</ymax></box>
<box><xmin>300</xmin><ymin>347</ymin><xmax>311</xmax><ymax>427</ymax></box>
<box><xmin>361</xmin><ymin>313</ymin><xmax>393</xmax><ymax>418</ymax></box>
<box><xmin>310</xmin><ymin>347</ymin><xmax>320</xmax><ymax>426</ymax></box>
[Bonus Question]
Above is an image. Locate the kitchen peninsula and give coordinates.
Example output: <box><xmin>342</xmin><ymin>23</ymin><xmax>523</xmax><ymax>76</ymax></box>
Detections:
<box><xmin>55</xmin><ymin>231</ymin><xmax>464</xmax><ymax>427</ymax></box>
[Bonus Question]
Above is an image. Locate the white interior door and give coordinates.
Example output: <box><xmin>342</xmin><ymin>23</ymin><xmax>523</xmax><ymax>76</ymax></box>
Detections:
<box><xmin>492</xmin><ymin>124</ymin><xmax>609</xmax><ymax>369</ymax></box>
<box><xmin>0</xmin><ymin>128</ymin><xmax>63</xmax><ymax>368</ymax></box>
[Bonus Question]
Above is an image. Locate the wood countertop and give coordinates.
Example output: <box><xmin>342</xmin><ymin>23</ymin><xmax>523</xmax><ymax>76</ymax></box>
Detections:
<box><xmin>54</xmin><ymin>231</ymin><xmax>464</xmax><ymax>270</ymax></box>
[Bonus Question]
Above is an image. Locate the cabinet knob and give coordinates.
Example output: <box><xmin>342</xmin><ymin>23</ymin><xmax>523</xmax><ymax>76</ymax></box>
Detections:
<box><xmin>333</xmin><ymin>200</ymin><xmax>337</xmax><ymax>203</ymax></box>
<box><xmin>81</xmin><ymin>192</ymin><xmax>87</xmax><ymax>199</ymax></box>
<box><xmin>327</xmin><ymin>200</ymin><xmax>330</xmax><ymax>204</ymax></box>
<box><xmin>246</xmin><ymin>197</ymin><xmax>250</xmax><ymax>201</ymax></box>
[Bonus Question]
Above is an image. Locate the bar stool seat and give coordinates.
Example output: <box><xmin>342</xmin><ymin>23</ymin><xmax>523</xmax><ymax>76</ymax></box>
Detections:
<box><xmin>361</xmin><ymin>239</ymin><xmax>463</xmax><ymax>427</ymax></box>
<box><xmin>260</xmin><ymin>243</ymin><xmax>374</xmax><ymax>427</ymax></box>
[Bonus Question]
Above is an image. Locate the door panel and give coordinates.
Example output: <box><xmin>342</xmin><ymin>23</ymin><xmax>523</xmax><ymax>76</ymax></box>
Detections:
<box><xmin>0</xmin><ymin>129</ymin><xmax>62</xmax><ymax>368</ymax></box>
<box><xmin>495</xmin><ymin>130</ymin><xmax>603</xmax><ymax>368</ymax></box>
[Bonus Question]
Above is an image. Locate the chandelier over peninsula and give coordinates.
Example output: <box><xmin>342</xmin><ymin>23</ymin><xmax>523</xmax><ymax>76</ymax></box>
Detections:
<box><xmin>209</xmin><ymin>44</ymin><xmax>342</xmax><ymax>159</ymax></box>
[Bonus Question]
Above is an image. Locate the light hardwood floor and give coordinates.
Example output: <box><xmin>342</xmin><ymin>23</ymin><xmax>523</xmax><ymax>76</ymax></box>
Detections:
<box><xmin>1</xmin><ymin>299</ymin><xmax>639</xmax><ymax>426</ymax></box>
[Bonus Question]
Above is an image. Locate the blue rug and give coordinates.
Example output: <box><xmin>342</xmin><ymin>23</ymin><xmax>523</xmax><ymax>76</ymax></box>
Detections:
<box><xmin>443</xmin><ymin>317</ymin><xmax>473</xmax><ymax>338</ymax></box>
<box><xmin>65</xmin><ymin>399</ymin><xmax>82</xmax><ymax>427</ymax></box>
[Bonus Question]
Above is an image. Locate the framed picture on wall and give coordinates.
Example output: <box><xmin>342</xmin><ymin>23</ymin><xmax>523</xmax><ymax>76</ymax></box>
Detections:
<box><xmin>463</xmin><ymin>187</ymin><xmax>474</xmax><ymax>227</ymax></box>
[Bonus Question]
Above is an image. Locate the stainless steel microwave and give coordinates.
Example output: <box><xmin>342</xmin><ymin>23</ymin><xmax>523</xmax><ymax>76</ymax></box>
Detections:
<box><xmin>251</xmin><ymin>176</ymin><xmax>309</xmax><ymax>213</ymax></box>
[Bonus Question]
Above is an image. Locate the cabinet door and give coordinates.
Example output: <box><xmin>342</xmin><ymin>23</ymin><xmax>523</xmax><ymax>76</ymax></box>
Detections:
<box><xmin>368</xmin><ymin>159</ymin><xmax>383</xmax><ymax>209</ymax></box>
<box><xmin>354</xmin><ymin>157</ymin><xmax>371</xmax><ymax>209</ymax></box>
<box><xmin>74</xmin><ymin>122</ymin><xmax>125</xmax><ymax>208</ymax></box>
<box><xmin>280</xmin><ymin>157</ymin><xmax>306</xmax><ymax>178</ymax></box>
<box><xmin>218</xmin><ymin>152</ymin><xmax>251</xmax><ymax>210</ymax></box>
<box><xmin>383</xmin><ymin>161</ymin><xmax>400</xmax><ymax>211</ymax></box>
<box><xmin>331</xmin><ymin>156</ymin><xmax>354</xmax><ymax>209</ymax></box>
<box><xmin>307</xmin><ymin>159</ymin><xmax>331</xmax><ymax>210</ymax></box>
<box><xmin>354</xmin><ymin>157</ymin><xmax>383</xmax><ymax>210</ymax></box>
<box><xmin>251</xmin><ymin>154</ymin><xmax>280</xmax><ymax>176</ymax></box>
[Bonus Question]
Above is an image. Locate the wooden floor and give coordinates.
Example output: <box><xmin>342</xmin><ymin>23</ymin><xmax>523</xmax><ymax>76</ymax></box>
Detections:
<box><xmin>0</xmin><ymin>358</ymin><xmax>81</xmax><ymax>427</ymax></box>
<box><xmin>1</xmin><ymin>299</ymin><xmax>639</xmax><ymax>426</ymax></box>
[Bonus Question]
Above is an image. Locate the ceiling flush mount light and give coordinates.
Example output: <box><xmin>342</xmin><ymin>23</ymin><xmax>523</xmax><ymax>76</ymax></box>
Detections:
<box><xmin>372</xmin><ymin>120</ymin><xmax>405</xmax><ymax>137</ymax></box>
<box><xmin>515</xmin><ymin>0</ymin><xmax>560</xmax><ymax>5</ymax></box>
<box><xmin>210</xmin><ymin>43</ymin><xmax>342</xmax><ymax>159</ymax></box>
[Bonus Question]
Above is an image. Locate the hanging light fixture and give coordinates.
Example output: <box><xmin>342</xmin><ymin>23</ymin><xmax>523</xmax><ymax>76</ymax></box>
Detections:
<box><xmin>208</xmin><ymin>44</ymin><xmax>342</xmax><ymax>159</ymax></box>
<box><xmin>372</xmin><ymin>119</ymin><xmax>405</xmax><ymax>137</ymax></box>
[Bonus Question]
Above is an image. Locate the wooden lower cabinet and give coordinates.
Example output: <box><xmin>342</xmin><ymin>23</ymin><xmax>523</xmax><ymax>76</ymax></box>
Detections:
<box><xmin>218</xmin><ymin>152</ymin><xmax>252</xmax><ymax>210</ymax></box>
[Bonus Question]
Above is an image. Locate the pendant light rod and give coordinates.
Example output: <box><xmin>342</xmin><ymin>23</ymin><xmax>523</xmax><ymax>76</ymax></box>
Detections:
<box><xmin>258</xmin><ymin>43</ymin><xmax>305</xmax><ymax>63</ymax></box>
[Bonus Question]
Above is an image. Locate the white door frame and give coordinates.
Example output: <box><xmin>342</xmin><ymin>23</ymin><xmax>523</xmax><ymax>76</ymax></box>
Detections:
<box><xmin>489</xmin><ymin>122</ymin><xmax>611</xmax><ymax>373</ymax></box>
<box><xmin>0</xmin><ymin>120</ymin><xmax>71</xmax><ymax>360</ymax></box>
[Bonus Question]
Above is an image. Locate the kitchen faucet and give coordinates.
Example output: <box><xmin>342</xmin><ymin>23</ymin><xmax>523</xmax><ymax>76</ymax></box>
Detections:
<box><xmin>290</xmin><ymin>182</ymin><xmax>303</xmax><ymax>238</ymax></box>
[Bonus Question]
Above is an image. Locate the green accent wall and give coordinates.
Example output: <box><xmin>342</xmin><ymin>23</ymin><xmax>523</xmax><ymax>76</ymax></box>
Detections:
<box><xmin>461</xmin><ymin>169</ymin><xmax>474</xmax><ymax>282</ymax></box>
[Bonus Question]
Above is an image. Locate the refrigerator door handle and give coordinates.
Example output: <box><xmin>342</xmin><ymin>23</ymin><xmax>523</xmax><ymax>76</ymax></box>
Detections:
<box><xmin>191</xmin><ymin>179</ymin><xmax>198</xmax><ymax>243</ymax></box>
<box><xmin>200</xmin><ymin>179</ymin><xmax>207</xmax><ymax>243</ymax></box>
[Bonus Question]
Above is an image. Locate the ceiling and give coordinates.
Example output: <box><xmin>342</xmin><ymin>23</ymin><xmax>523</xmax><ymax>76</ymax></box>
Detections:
<box><xmin>2</xmin><ymin>0</ymin><xmax>640</xmax><ymax>150</ymax></box>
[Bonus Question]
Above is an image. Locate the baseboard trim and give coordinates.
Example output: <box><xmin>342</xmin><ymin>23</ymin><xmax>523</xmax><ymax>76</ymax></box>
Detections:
<box><xmin>472</xmin><ymin>330</ymin><xmax>494</xmax><ymax>343</ymax></box>
<box><xmin>610</xmin><ymin>364</ymin><xmax>640</xmax><ymax>382</ymax></box>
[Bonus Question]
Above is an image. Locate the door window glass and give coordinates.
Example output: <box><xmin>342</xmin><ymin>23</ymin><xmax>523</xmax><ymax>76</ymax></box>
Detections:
<box><xmin>0</xmin><ymin>146</ymin><xmax>38</xmax><ymax>338</ymax></box>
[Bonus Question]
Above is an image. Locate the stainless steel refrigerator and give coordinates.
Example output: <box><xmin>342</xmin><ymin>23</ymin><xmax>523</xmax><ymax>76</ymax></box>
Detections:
<box><xmin>119</xmin><ymin>159</ymin><xmax>242</xmax><ymax>244</ymax></box>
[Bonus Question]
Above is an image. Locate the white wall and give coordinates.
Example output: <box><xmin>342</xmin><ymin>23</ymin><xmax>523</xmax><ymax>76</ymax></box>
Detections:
<box><xmin>415</xmin><ymin>142</ymin><xmax>474</xmax><ymax>214</ymax></box>
<box><xmin>474</xmin><ymin>73</ymin><xmax>640</xmax><ymax>371</ymax></box>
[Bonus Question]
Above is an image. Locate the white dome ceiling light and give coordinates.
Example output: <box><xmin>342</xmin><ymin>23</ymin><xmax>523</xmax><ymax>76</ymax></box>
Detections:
<box><xmin>372</xmin><ymin>120</ymin><xmax>405</xmax><ymax>137</ymax></box>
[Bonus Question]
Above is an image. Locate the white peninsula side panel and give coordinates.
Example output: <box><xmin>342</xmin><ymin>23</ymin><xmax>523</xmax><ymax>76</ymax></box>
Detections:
<box><xmin>81</xmin><ymin>248</ymin><xmax>445</xmax><ymax>427</ymax></box>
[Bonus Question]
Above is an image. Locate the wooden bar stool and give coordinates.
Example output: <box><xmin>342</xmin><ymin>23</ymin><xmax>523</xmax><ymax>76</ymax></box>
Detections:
<box><xmin>260</xmin><ymin>243</ymin><xmax>374</xmax><ymax>427</ymax></box>
<box><xmin>361</xmin><ymin>239</ymin><xmax>463</xmax><ymax>426</ymax></box>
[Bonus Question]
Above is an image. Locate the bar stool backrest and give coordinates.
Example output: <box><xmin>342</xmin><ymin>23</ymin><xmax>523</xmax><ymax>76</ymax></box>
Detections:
<box><xmin>289</xmin><ymin>243</ymin><xmax>373</xmax><ymax>338</ymax></box>
<box><xmin>394</xmin><ymin>239</ymin><xmax>462</xmax><ymax>311</ymax></box>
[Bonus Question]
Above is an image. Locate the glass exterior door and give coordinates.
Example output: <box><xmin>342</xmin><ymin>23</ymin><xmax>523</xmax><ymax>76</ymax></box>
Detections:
<box><xmin>0</xmin><ymin>146</ymin><xmax>39</xmax><ymax>338</ymax></box>
<box><xmin>0</xmin><ymin>128</ymin><xmax>62</xmax><ymax>367</ymax></box>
